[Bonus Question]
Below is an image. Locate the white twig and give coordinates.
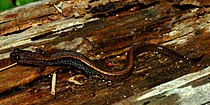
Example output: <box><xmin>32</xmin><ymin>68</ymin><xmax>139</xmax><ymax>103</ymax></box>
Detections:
<box><xmin>54</xmin><ymin>4</ymin><xmax>62</xmax><ymax>13</ymax></box>
<box><xmin>51</xmin><ymin>71</ymin><xmax>57</xmax><ymax>95</ymax></box>
<box><xmin>67</xmin><ymin>74</ymin><xmax>87</xmax><ymax>85</ymax></box>
<box><xmin>0</xmin><ymin>63</ymin><xmax>17</xmax><ymax>72</ymax></box>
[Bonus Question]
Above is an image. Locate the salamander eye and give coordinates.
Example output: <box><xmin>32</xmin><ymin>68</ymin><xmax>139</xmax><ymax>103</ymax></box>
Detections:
<box><xmin>13</xmin><ymin>48</ymin><xmax>20</xmax><ymax>53</ymax></box>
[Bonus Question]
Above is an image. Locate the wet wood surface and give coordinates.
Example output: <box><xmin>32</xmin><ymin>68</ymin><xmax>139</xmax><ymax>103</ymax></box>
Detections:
<box><xmin>0</xmin><ymin>0</ymin><xmax>210</xmax><ymax>105</ymax></box>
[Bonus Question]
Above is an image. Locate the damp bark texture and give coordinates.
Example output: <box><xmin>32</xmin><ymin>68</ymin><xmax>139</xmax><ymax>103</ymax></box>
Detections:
<box><xmin>0</xmin><ymin>0</ymin><xmax>210</xmax><ymax>105</ymax></box>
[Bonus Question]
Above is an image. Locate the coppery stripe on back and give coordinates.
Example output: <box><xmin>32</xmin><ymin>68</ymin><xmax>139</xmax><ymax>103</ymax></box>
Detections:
<box><xmin>36</xmin><ymin>50</ymin><xmax>134</xmax><ymax>76</ymax></box>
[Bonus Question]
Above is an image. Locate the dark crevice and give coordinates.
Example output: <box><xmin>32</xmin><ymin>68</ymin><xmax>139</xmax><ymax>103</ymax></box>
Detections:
<box><xmin>173</xmin><ymin>4</ymin><xmax>200</xmax><ymax>10</ymax></box>
<box><xmin>0</xmin><ymin>74</ymin><xmax>51</xmax><ymax>99</ymax></box>
<box><xmin>90</xmin><ymin>1</ymin><xmax>159</xmax><ymax>18</ymax></box>
<box><xmin>31</xmin><ymin>32</ymin><xmax>54</xmax><ymax>41</ymax></box>
<box><xmin>0</xmin><ymin>85</ymin><xmax>31</xmax><ymax>99</ymax></box>
<box><xmin>201</xmin><ymin>101</ymin><xmax>210</xmax><ymax>105</ymax></box>
<box><xmin>89</xmin><ymin>0</ymin><xmax>100</xmax><ymax>3</ymax></box>
<box><xmin>143</xmin><ymin>101</ymin><xmax>150</xmax><ymax>105</ymax></box>
<box><xmin>3</xmin><ymin>27</ymin><xmax>31</xmax><ymax>36</ymax></box>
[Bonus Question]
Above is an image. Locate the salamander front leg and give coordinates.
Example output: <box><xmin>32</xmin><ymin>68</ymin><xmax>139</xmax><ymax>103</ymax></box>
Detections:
<box><xmin>35</xmin><ymin>49</ymin><xmax>46</xmax><ymax>55</ymax></box>
<box><xmin>36</xmin><ymin>66</ymin><xmax>46</xmax><ymax>72</ymax></box>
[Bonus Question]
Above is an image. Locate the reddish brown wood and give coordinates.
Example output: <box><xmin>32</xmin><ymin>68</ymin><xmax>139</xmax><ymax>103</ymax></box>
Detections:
<box><xmin>0</xmin><ymin>0</ymin><xmax>209</xmax><ymax>105</ymax></box>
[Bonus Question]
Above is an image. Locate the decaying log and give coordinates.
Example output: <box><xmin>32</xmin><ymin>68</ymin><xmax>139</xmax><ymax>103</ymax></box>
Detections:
<box><xmin>0</xmin><ymin>0</ymin><xmax>210</xmax><ymax>105</ymax></box>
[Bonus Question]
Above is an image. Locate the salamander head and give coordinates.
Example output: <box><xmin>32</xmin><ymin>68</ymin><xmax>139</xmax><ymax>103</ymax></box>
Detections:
<box><xmin>10</xmin><ymin>49</ymin><xmax>43</xmax><ymax>64</ymax></box>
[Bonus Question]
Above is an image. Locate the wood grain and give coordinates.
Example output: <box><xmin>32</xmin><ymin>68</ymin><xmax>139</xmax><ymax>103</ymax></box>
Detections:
<box><xmin>0</xmin><ymin>0</ymin><xmax>209</xmax><ymax>104</ymax></box>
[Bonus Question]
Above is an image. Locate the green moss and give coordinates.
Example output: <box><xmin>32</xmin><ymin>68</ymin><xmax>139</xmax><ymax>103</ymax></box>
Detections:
<box><xmin>0</xmin><ymin>0</ymin><xmax>14</xmax><ymax>11</ymax></box>
<box><xmin>0</xmin><ymin>0</ymin><xmax>40</xmax><ymax>11</ymax></box>
<box><xmin>15</xmin><ymin>0</ymin><xmax>40</xmax><ymax>6</ymax></box>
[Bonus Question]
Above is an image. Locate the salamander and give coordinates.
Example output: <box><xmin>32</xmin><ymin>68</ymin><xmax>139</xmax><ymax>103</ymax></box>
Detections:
<box><xmin>10</xmin><ymin>44</ymin><xmax>203</xmax><ymax>81</ymax></box>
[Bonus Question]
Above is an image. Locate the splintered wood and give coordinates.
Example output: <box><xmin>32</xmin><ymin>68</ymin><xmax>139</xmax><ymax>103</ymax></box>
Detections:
<box><xmin>0</xmin><ymin>0</ymin><xmax>209</xmax><ymax>105</ymax></box>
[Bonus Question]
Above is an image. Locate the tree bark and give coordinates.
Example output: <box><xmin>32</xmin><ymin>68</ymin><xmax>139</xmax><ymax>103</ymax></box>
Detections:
<box><xmin>0</xmin><ymin>0</ymin><xmax>209</xmax><ymax>104</ymax></box>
